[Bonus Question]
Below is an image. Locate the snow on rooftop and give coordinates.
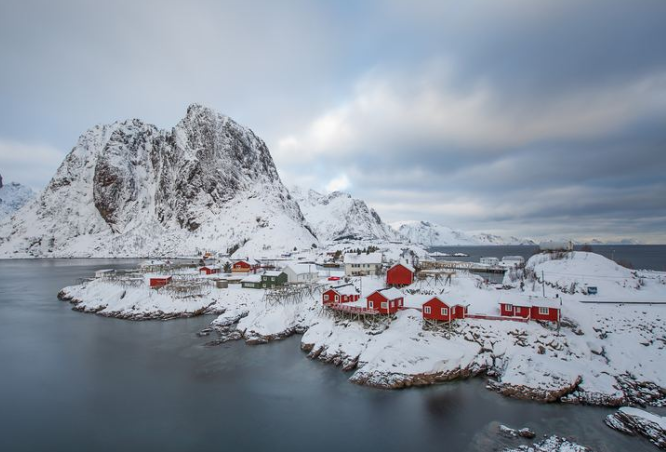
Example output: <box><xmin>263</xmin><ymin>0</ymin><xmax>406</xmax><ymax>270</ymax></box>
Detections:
<box><xmin>241</xmin><ymin>274</ymin><xmax>262</xmax><ymax>283</ymax></box>
<box><xmin>344</xmin><ymin>252</ymin><xmax>383</xmax><ymax>264</ymax></box>
<box><xmin>375</xmin><ymin>287</ymin><xmax>404</xmax><ymax>300</ymax></box>
<box><xmin>285</xmin><ymin>263</ymin><xmax>318</xmax><ymax>275</ymax></box>
<box><xmin>391</xmin><ymin>262</ymin><xmax>415</xmax><ymax>273</ymax></box>
<box><xmin>329</xmin><ymin>284</ymin><xmax>359</xmax><ymax>296</ymax></box>
<box><xmin>499</xmin><ymin>294</ymin><xmax>561</xmax><ymax>309</ymax></box>
<box><xmin>263</xmin><ymin>271</ymin><xmax>284</xmax><ymax>277</ymax></box>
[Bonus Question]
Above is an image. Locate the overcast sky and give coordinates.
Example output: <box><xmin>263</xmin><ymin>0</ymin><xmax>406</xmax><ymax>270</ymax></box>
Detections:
<box><xmin>1</xmin><ymin>0</ymin><xmax>665</xmax><ymax>243</ymax></box>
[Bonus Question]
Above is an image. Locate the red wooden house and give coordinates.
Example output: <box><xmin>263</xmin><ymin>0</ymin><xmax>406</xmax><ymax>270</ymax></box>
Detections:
<box><xmin>322</xmin><ymin>284</ymin><xmax>360</xmax><ymax>305</ymax></box>
<box><xmin>499</xmin><ymin>296</ymin><xmax>560</xmax><ymax>322</ymax></box>
<box><xmin>200</xmin><ymin>265</ymin><xmax>221</xmax><ymax>275</ymax></box>
<box><xmin>386</xmin><ymin>263</ymin><xmax>415</xmax><ymax>287</ymax></box>
<box><xmin>232</xmin><ymin>259</ymin><xmax>259</xmax><ymax>274</ymax></box>
<box><xmin>149</xmin><ymin>276</ymin><xmax>172</xmax><ymax>288</ymax></box>
<box><xmin>422</xmin><ymin>296</ymin><xmax>467</xmax><ymax>322</ymax></box>
<box><xmin>366</xmin><ymin>288</ymin><xmax>404</xmax><ymax>314</ymax></box>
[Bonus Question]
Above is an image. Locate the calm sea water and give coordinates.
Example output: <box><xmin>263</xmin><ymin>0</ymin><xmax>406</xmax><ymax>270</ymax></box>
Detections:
<box><xmin>428</xmin><ymin>245</ymin><xmax>666</xmax><ymax>272</ymax></box>
<box><xmin>0</xmin><ymin>259</ymin><xmax>660</xmax><ymax>452</ymax></box>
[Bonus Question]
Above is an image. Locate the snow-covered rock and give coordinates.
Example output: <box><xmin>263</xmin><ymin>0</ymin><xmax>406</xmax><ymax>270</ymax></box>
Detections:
<box><xmin>0</xmin><ymin>174</ymin><xmax>34</xmax><ymax>221</ymax></box>
<box><xmin>0</xmin><ymin>104</ymin><xmax>318</xmax><ymax>258</ymax></box>
<box><xmin>503</xmin><ymin>435</ymin><xmax>592</xmax><ymax>452</ymax></box>
<box><xmin>290</xmin><ymin>186</ymin><xmax>399</xmax><ymax>242</ymax></box>
<box><xmin>605</xmin><ymin>407</ymin><xmax>666</xmax><ymax>449</ymax></box>
<box><xmin>391</xmin><ymin>220</ymin><xmax>535</xmax><ymax>247</ymax></box>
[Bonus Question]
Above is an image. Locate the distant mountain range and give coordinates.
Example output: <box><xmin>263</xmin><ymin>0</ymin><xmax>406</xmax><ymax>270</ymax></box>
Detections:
<box><xmin>290</xmin><ymin>186</ymin><xmax>399</xmax><ymax>242</ymax></box>
<box><xmin>0</xmin><ymin>105</ymin><xmax>647</xmax><ymax>258</ymax></box>
<box><xmin>390</xmin><ymin>220</ymin><xmax>536</xmax><ymax>247</ymax></box>
<box><xmin>0</xmin><ymin>174</ymin><xmax>34</xmax><ymax>221</ymax></box>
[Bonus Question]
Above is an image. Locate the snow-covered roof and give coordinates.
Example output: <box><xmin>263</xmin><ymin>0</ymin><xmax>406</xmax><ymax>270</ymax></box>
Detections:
<box><xmin>241</xmin><ymin>274</ymin><xmax>262</xmax><ymax>283</ymax></box>
<box><xmin>344</xmin><ymin>252</ymin><xmax>383</xmax><ymax>265</ymax></box>
<box><xmin>201</xmin><ymin>265</ymin><xmax>221</xmax><ymax>270</ymax></box>
<box><xmin>284</xmin><ymin>264</ymin><xmax>317</xmax><ymax>275</ymax></box>
<box><xmin>263</xmin><ymin>271</ymin><xmax>284</xmax><ymax>277</ymax></box>
<box><xmin>499</xmin><ymin>295</ymin><xmax>560</xmax><ymax>309</ymax></box>
<box><xmin>390</xmin><ymin>262</ymin><xmax>415</xmax><ymax>272</ymax></box>
<box><xmin>375</xmin><ymin>287</ymin><xmax>404</xmax><ymax>300</ymax></box>
<box><xmin>329</xmin><ymin>284</ymin><xmax>359</xmax><ymax>296</ymax></box>
<box><xmin>235</xmin><ymin>258</ymin><xmax>260</xmax><ymax>266</ymax></box>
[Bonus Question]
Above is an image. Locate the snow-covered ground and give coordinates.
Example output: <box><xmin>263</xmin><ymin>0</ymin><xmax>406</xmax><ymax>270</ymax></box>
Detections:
<box><xmin>57</xmin><ymin>251</ymin><xmax>666</xmax><ymax>407</ymax></box>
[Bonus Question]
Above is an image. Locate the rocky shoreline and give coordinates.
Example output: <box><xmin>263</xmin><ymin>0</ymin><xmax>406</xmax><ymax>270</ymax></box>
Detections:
<box><xmin>57</xmin><ymin>287</ymin><xmax>224</xmax><ymax>321</ymax></box>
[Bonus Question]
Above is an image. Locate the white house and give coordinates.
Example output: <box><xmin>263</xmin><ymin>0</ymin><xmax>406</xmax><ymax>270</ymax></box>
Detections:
<box><xmin>283</xmin><ymin>264</ymin><xmax>319</xmax><ymax>284</ymax></box>
<box><xmin>344</xmin><ymin>252</ymin><xmax>383</xmax><ymax>277</ymax></box>
<box><xmin>501</xmin><ymin>256</ymin><xmax>525</xmax><ymax>267</ymax></box>
<box><xmin>480</xmin><ymin>257</ymin><xmax>499</xmax><ymax>266</ymax></box>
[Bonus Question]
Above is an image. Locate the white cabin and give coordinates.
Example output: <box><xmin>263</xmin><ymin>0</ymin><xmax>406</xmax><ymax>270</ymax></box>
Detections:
<box><xmin>480</xmin><ymin>257</ymin><xmax>499</xmax><ymax>266</ymax></box>
<box><xmin>501</xmin><ymin>256</ymin><xmax>525</xmax><ymax>267</ymax></box>
<box><xmin>343</xmin><ymin>252</ymin><xmax>383</xmax><ymax>277</ymax></box>
<box><xmin>283</xmin><ymin>264</ymin><xmax>319</xmax><ymax>284</ymax></box>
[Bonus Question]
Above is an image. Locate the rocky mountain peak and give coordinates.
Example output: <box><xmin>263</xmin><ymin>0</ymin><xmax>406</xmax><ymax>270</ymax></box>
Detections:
<box><xmin>0</xmin><ymin>105</ymin><xmax>316</xmax><ymax>257</ymax></box>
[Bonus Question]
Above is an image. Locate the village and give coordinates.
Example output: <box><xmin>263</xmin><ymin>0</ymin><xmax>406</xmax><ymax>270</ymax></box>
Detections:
<box><xmin>90</xmin><ymin>244</ymin><xmax>562</xmax><ymax>329</ymax></box>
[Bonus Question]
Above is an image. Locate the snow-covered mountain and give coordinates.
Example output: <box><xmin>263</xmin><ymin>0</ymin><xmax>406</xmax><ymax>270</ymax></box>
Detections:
<box><xmin>290</xmin><ymin>186</ymin><xmax>399</xmax><ymax>242</ymax></box>
<box><xmin>0</xmin><ymin>174</ymin><xmax>34</xmax><ymax>220</ymax></box>
<box><xmin>391</xmin><ymin>220</ymin><xmax>536</xmax><ymax>247</ymax></box>
<box><xmin>0</xmin><ymin>104</ymin><xmax>317</xmax><ymax>258</ymax></box>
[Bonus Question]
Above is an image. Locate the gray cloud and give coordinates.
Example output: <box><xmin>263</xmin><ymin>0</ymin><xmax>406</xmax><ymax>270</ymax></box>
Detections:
<box><xmin>0</xmin><ymin>0</ymin><xmax>664</xmax><ymax>242</ymax></box>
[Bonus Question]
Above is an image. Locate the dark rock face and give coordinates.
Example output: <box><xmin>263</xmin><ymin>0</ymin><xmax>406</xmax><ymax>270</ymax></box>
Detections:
<box><xmin>85</xmin><ymin>106</ymin><xmax>290</xmax><ymax>233</ymax></box>
<box><xmin>0</xmin><ymin>173</ymin><xmax>3</xmax><ymax>189</ymax></box>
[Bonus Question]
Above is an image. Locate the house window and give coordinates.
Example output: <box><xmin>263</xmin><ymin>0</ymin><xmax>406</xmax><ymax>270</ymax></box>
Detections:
<box><xmin>335</xmin><ymin>295</ymin><xmax>339</xmax><ymax>302</ymax></box>
<box><xmin>381</xmin><ymin>302</ymin><xmax>387</xmax><ymax>309</ymax></box>
<box><xmin>424</xmin><ymin>306</ymin><xmax>431</xmax><ymax>314</ymax></box>
<box><xmin>390</xmin><ymin>301</ymin><xmax>395</xmax><ymax>307</ymax></box>
<box><xmin>324</xmin><ymin>294</ymin><xmax>329</xmax><ymax>301</ymax></box>
<box><xmin>441</xmin><ymin>308</ymin><xmax>448</xmax><ymax>316</ymax></box>
<box><xmin>538</xmin><ymin>307</ymin><xmax>549</xmax><ymax>315</ymax></box>
<box><xmin>272</xmin><ymin>277</ymin><xmax>275</xmax><ymax>281</ymax></box>
<box><xmin>504</xmin><ymin>304</ymin><xmax>513</xmax><ymax>312</ymax></box>
<box><xmin>369</xmin><ymin>301</ymin><xmax>374</xmax><ymax>309</ymax></box>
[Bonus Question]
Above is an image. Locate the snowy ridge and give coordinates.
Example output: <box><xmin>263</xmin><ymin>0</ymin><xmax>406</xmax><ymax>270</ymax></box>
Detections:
<box><xmin>0</xmin><ymin>174</ymin><xmax>34</xmax><ymax>221</ymax></box>
<box><xmin>290</xmin><ymin>186</ymin><xmax>399</xmax><ymax>242</ymax></box>
<box><xmin>391</xmin><ymin>220</ymin><xmax>536</xmax><ymax>247</ymax></box>
<box><xmin>0</xmin><ymin>104</ymin><xmax>317</xmax><ymax>258</ymax></box>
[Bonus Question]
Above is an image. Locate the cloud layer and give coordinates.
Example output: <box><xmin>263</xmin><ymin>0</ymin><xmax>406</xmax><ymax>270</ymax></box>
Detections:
<box><xmin>1</xmin><ymin>0</ymin><xmax>665</xmax><ymax>242</ymax></box>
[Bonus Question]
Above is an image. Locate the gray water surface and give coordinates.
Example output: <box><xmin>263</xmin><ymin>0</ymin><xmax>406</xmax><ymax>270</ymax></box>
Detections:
<box><xmin>0</xmin><ymin>259</ymin><xmax>659</xmax><ymax>452</ymax></box>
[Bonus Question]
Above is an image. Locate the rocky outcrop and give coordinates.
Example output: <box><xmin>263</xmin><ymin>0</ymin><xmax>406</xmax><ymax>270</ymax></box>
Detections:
<box><xmin>349</xmin><ymin>363</ymin><xmax>487</xmax><ymax>389</ymax></box>
<box><xmin>503</xmin><ymin>435</ymin><xmax>592</xmax><ymax>452</ymax></box>
<box><xmin>0</xmin><ymin>104</ymin><xmax>317</xmax><ymax>257</ymax></box>
<box><xmin>57</xmin><ymin>286</ymin><xmax>224</xmax><ymax>320</ymax></box>
<box><xmin>487</xmin><ymin>376</ymin><xmax>582</xmax><ymax>403</ymax></box>
<box><xmin>605</xmin><ymin>407</ymin><xmax>666</xmax><ymax>450</ymax></box>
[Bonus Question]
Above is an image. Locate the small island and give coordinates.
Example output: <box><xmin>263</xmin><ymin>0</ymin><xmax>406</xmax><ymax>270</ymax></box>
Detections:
<box><xmin>59</xmin><ymin>248</ymin><xmax>666</xmax><ymax>409</ymax></box>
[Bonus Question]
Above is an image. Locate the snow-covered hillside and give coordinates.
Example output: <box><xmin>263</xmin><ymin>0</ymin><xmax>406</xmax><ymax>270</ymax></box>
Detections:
<box><xmin>391</xmin><ymin>220</ymin><xmax>535</xmax><ymax>247</ymax></box>
<box><xmin>290</xmin><ymin>186</ymin><xmax>399</xmax><ymax>242</ymax></box>
<box><xmin>0</xmin><ymin>104</ymin><xmax>317</xmax><ymax>258</ymax></box>
<box><xmin>0</xmin><ymin>174</ymin><xmax>34</xmax><ymax>220</ymax></box>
